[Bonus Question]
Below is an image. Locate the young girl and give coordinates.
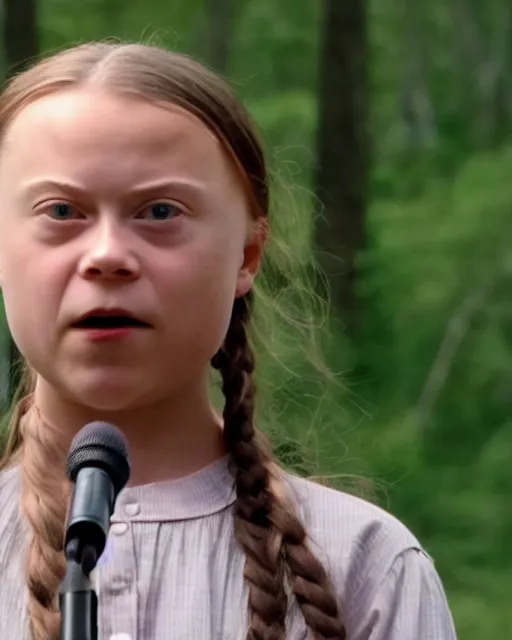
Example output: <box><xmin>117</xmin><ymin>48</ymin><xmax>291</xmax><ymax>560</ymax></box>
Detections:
<box><xmin>0</xmin><ymin>42</ymin><xmax>456</xmax><ymax>640</ymax></box>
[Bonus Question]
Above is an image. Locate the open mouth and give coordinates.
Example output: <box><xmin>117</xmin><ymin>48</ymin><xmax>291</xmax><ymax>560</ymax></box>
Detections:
<box><xmin>72</xmin><ymin>314</ymin><xmax>151</xmax><ymax>330</ymax></box>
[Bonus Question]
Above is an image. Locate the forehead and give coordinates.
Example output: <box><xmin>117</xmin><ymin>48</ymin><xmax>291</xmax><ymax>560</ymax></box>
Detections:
<box><xmin>0</xmin><ymin>88</ymin><xmax>237</xmax><ymax>191</ymax></box>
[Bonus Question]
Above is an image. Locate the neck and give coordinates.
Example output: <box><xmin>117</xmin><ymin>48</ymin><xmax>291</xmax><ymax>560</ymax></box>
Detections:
<box><xmin>33</xmin><ymin>376</ymin><xmax>226</xmax><ymax>486</ymax></box>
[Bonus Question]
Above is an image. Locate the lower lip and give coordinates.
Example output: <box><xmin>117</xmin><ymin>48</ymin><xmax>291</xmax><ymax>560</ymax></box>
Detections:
<box><xmin>78</xmin><ymin>327</ymin><xmax>136</xmax><ymax>341</ymax></box>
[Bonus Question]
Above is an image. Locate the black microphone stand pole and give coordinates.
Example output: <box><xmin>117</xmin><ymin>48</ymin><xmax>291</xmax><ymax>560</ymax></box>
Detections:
<box><xmin>59</xmin><ymin>539</ymin><xmax>98</xmax><ymax>640</ymax></box>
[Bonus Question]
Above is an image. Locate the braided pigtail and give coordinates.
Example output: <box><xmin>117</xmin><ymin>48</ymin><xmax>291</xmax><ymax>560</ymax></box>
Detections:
<box><xmin>213</xmin><ymin>293</ymin><xmax>288</xmax><ymax>639</ymax></box>
<box><xmin>21</xmin><ymin>402</ymin><xmax>68</xmax><ymax>639</ymax></box>
<box><xmin>213</xmin><ymin>295</ymin><xmax>346</xmax><ymax>639</ymax></box>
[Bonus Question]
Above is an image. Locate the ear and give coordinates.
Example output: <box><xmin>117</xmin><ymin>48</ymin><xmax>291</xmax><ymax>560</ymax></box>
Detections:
<box><xmin>235</xmin><ymin>218</ymin><xmax>267</xmax><ymax>298</ymax></box>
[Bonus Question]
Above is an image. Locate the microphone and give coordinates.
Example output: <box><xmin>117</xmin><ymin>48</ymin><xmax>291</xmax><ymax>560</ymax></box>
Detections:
<box><xmin>59</xmin><ymin>422</ymin><xmax>131</xmax><ymax>640</ymax></box>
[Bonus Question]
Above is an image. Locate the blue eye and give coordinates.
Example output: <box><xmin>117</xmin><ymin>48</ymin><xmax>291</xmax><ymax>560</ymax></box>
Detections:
<box><xmin>50</xmin><ymin>203</ymin><xmax>76</xmax><ymax>220</ymax></box>
<box><xmin>142</xmin><ymin>202</ymin><xmax>182</xmax><ymax>220</ymax></box>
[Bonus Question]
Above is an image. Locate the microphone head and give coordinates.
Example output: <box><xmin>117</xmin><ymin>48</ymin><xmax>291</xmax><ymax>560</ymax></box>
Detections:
<box><xmin>67</xmin><ymin>421</ymin><xmax>131</xmax><ymax>496</ymax></box>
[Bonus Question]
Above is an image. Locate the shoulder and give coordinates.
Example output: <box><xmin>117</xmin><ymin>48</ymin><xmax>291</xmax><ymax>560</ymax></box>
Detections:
<box><xmin>285</xmin><ymin>474</ymin><xmax>457</xmax><ymax>638</ymax></box>
<box><xmin>0</xmin><ymin>465</ymin><xmax>29</xmax><ymax>639</ymax></box>
<box><xmin>0</xmin><ymin>463</ymin><xmax>22</xmax><ymax>518</ymax></box>
<box><xmin>285</xmin><ymin>472</ymin><xmax>422</xmax><ymax>566</ymax></box>
<box><xmin>0</xmin><ymin>464</ymin><xmax>26</xmax><ymax>563</ymax></box>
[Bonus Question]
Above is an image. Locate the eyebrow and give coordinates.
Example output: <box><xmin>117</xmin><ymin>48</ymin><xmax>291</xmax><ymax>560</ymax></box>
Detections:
<box><xmin>20</xmin><ymin>178</ymin><xmax>207</xmax><ymax>200</ymax></box>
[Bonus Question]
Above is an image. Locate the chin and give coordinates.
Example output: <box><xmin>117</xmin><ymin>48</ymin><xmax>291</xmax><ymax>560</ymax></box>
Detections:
<box><xmin>78</xmin><ymin>392</ymin><xmax>143</xmax><ymax>413</ymax></box>
<box><xmin>64</xmin><ymin>376</ymin><xmax>151</xmax><ymax>413</ymax></box>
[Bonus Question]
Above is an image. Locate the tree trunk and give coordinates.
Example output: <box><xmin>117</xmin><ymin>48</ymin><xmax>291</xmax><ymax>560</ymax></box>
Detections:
<box><xmin>3</xmin><ymin>0</ymin><xmax>39</xmax><ymax>77</ymax></box>
<box><xmin>2</xmin><ymin>0</ymin><xmax>39</xmax><ymax>403</ymax></box>
<box><xmin>205</xmin><ymin>0</ymin><xmax>233</xmax><ymax>74</ymax></box>
<box><xmin>491</xmin><ymin>1</ymin><xmax>512</xmax><ymax>138</ymax></box>
<box><xmin>399</xmin><ymin>0</ymin><xmax>437</xmax><ymax>151</ymax></box>
<box><xmin>314</xmin><ymin>0</ymin><xmax>368</xmax><ymax>331</ymax></box>
<box><xmin>452</xmin><ymin>0</ymin><xmax>510</xmax><ymax>146</ymax></box>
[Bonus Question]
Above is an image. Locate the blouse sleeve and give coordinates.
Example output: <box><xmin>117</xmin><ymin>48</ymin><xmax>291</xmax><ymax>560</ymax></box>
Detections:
<box><xmin>348</xmin><ymin>548</ymin><xmax>458</xmax><ymax>639</ymax></box>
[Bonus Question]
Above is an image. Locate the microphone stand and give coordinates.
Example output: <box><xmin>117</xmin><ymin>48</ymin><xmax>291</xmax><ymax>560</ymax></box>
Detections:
<box><xmin>59</xmin><ymin>540</ymin><xmax>98</xmax><ymax>640</ymax></box>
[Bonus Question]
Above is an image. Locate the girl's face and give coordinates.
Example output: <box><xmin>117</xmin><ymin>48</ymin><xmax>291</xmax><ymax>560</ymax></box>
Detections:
<box><xmin>0</xmin><ymin>88</ymin><xmax>264</xmax><ymax>411</ymax></box>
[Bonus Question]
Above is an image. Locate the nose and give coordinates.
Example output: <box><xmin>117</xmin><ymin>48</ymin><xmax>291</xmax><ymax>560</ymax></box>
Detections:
<box><xmin>78</xmin><ymin>223</ymin><xmax>140</xmax><ymax>282</ymax></box>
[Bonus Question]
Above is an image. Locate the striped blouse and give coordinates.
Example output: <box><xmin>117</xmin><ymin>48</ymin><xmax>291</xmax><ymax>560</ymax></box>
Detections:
<box><xmin>0</xmin><ymin>456</ymin><xmax>457</xmax><ymax>639</ymax></box>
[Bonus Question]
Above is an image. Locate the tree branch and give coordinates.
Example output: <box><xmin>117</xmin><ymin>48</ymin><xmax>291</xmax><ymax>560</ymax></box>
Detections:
<box><xmin>414</xmin><ymin>280</ymin><xmax>493</xmax><ymax>430</ymax></box>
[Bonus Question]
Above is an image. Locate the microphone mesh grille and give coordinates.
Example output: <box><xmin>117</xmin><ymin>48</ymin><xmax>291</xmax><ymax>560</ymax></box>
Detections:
<box><xmin>67</xmin><ymin>422</ymin><xmax>131</xmax><ymax>495</ymax></box>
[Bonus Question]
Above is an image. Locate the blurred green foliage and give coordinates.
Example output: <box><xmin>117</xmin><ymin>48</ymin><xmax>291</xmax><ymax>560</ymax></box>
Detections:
<box><xmin>1</xmin><ymin>0</ymin><xmax>512</xmax><ymax>637</ymax></box>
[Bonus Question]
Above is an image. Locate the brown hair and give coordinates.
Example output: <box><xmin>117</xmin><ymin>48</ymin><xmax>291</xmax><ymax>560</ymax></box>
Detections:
<box><xmin>0</xmin><ymin>42</ymin><xmax>346</xmax><ymax>639</ymax></box>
